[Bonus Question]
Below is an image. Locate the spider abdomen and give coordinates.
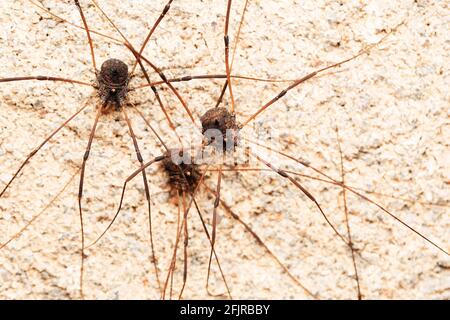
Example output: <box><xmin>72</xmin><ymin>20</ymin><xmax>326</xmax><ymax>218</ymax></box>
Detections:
<box><xmin>96</xmin><ymin>58</ymin><xmax>129</xmax><ymax>108</ymax></box>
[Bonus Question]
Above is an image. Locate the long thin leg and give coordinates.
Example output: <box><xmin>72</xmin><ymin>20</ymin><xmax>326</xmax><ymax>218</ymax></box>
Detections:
<box><xmin>241</xmin><ymin>69</ymin><xmax>336</xmax><ymax>127</ymax></box>
<box><xmin>130</xmin><ymin>0</ymin><xmax>174</xmax><ymax>75</ymax></box>
<box><xmin>131</xmin><ymin>0</ymin><xmax>243</xmax><ymax>112</ymax></box>
<box><xmin>214</xmin><ymin>80</ymin><xmax>228</xmax><ymax>109</ymax></box>
<box><xmin>77</xmin><ymin>104</ymin><xmax>103</xmax><ymax>298</ymax></box>
<box><xmin>74</xmin><ymin>0</ymin><xmax>97</xmax><ymax>73</ymax></box>
<box><xmin>122</xmin><ymin>107</ymin><xmax>161</xmax><ymax>294</ymax></box>
<box><xmin>169</xmin><ymin>190</ymin><xmax>182</xmax><ymax>300</ymax></box>
<box><xmin>214</xmin><ymin>0</ymin><xmax>249</xmax><ymax>109</ymax></box>
<box><xmin>0</xmin><ymin>76</ymin><xmax>93</xmax><ymax>87</ymax></box>
<box><xmin>150</xmin><ymin>86</ymin><xmax>184</xmax><ymax>147</ymax></box>
<box><xmin>205</xmin><ymin>164</ymin><xmax>363</xmax><ymax>257</ymax></box>
<box><xmin>163</xmin><ymin>189</ymin><xmax>189</xmax><ymax>299</ymax></box>
<box><xmin>90</xmin><ymin>0</ymin><xmax>131</xmax><ymax>44</ymax></box>
<box><xmin>192</xmin><ymin>196</ymin><xmax>232</xmax><ymax>299</ymax></box>
<box><xmin>162</xmin><ymin>170</ymin><xmax>207</xmax><ymax>299</ymax></box>
<box><xmin>230</xmin><ymin>0</ymin><xmax>249</xmax><ymax>71</ymax></box>
<box><xmin>214</xmin><ymin>0</ymin><xmax>249</xmax><ymax>110</ymax></box>
<box><xmin>245</xmin><ymin>139</ymin><xmax>450</xmax><ymax>256</ymax></box>
<box><xmin>163</xmin><ymin>190</ymin><xmax>184</xmax><ymax>300</ymax></box>
<box><xmin>129</xmin><ymin>73</ymin><xmax>297</xmax><ymax>91</ymax></box>
<box><xmin>336</xmin><ymin>127</ymin><xmax>362</xmax><ymax>300</ymax></box>
<box><xmin>1</xmin><ymin>99</ymin><xmax>91</xmax><ymax>198</ymax></box>
<box><xmin>206</xmin><ymin>165</ymin><xmax>222</xmax><ymax>293</ymax></box>
<box><xmin>201</xmin><ymin>182</ymin><xmax>317</xmax><ymax>299</ymax></box>
<box><xmin>130</xmin><ymin>102</ymin><xmax>169</xmax><ymax>150</ymax></box>
<box><xmin>249</xmin><ymin>151</ymin><xmax>350</xmax><ymax>247</ymax></box>
<box><xmin>224</xmin><ymin>0</ymin><xmax>235</xmax><ymax>113</ymax></box>
<box><xmin>243</xmin><ymin>137</ymin><xmax>339</xmax><ymax>183</ymax></box>
<box><xmin>178</xmin><ymin>191</ymin><xmax>189</xmax><ymax>300</ymax></box>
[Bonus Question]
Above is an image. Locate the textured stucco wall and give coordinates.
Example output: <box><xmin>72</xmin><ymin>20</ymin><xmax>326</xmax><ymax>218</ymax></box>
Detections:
<box><xmin>0</xmin><ymin>0</ymin><xmax>448</xmax><ymax>299</ymax></box>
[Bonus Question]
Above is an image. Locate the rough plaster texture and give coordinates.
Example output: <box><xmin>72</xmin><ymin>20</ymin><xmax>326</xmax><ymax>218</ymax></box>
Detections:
<box><xmin>0</xmin><ymin>0</ymin><xmax>449</xmax><ymax>299</ymax></box>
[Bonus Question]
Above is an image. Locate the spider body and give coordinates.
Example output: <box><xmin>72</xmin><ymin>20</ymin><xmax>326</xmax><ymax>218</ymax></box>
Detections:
<box><xmin>163</xmin><ymin>149</ymin><xmax>201</xmax><ymax>192</ymax></box>
<box><xmin>200</xmin><ymin>107</ymin><xmax>241</xmax><ymax>152</ymax></box>
<box><xmin>96</xmin><ymin>58</ymin><xmax>129</xmax><ymax>109</ymax></box>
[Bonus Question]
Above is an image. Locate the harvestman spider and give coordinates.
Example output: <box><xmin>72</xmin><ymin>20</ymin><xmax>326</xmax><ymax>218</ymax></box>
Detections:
<box><xmin>102</xmin><ymin>0</ymin><xmax>450</xmax><ymax>299</ymax></box>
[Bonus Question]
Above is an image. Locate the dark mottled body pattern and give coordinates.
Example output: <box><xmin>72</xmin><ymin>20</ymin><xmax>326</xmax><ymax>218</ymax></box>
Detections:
<box><xmin>163</xmin><ymin>149</ymin><xmax>201</xmax><ymax>192</ymax></box>
<box><xmin>200</xmin><ymin>107</ymin><xmax>241</xmax><ymax>151</ymax></box>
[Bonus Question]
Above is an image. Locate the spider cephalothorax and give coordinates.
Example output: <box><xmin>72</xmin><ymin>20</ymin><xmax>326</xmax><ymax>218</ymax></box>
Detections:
<box><xmin>200</xmin><ymin>107</ymin><xmax>241</xmax><ymax>151</ymax></box>
<box><xmin>96</xmin><ymin>58</ymin><xmax>129</xmax><ymax>109</ymax></box>
<box><xmin>163</xmin><ymin>149</ymin><xmax>201</xmax><ymax>192</ymax></box>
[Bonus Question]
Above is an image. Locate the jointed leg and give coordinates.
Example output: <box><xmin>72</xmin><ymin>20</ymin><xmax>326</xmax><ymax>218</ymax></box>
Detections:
<box><xmin>248</xmin><ymin>150</ymin><xmax>349</xmax><ymax>246</ymax></box>
<box><xmin>192</xmin><ymin>196</ymin><xmax>232</xmax><ymax>299</ymax></box>
<box><xmin>74</xmin><ymin>0</ymin><xmax>97</xmax><ymax>73</ymax></box>
<box><xmin>77</xmin><ymin>104</ymin><xmax>103</xmax><ymax>298</ymax></box>
<box><xmin>0</xmin><ymin>76</ymin><xmax>93</xmax><ymax>87</ymax></box>
<box><xmin>163</xmin><ymin>190</ymin><xmax>184</xmax><ymax>300</ymax></box>
<box><xmin>168</xmin><ymin>190</ymin><xmax>182</xmax><ymax>299</ymax></box>
<box><xmin>122</xmin><ymin>107</ymin><xmax>161</xmax><ymax>294</ymax></box>
<box><xmin>178</xmin><ymin>191</ymin><xmax>189</xmax><ymax>300</ymax></box>
<box><xmin>214</xmin><ymin>80</ymin><xmax>228</xmax><ymax>109</ymax></box>
<box><xmin>206</xmin><ymin>165</ymin><xmax>223</xmax><ymax>294</ymax></box>
<box><xmin>129</xmin><ymin>74</ymin><xmax>296</xmax><ymax>91</ymax></box>
<box><xmin>214</xmin><ymin>0</ymin><xmax>249</xmax><ymax>110</ymax></box>
<box><xmin>224</xmin><ymin>0</ymin><xmax>235</xmax><ymax>113</ymax></box>
<box><xmin>210</xmin><ymin>165</ymin><xmax>449</xmax><ymax>217</ymax></box>
<box><xmin>130</xmin><ymin>0</ymin><xmax>174</xmax><ymax>75</ymax></box>
<box><xmin>336</xmin><ymin>127</ymin><xmax>362</xmax><ymax>299</ymax></box>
